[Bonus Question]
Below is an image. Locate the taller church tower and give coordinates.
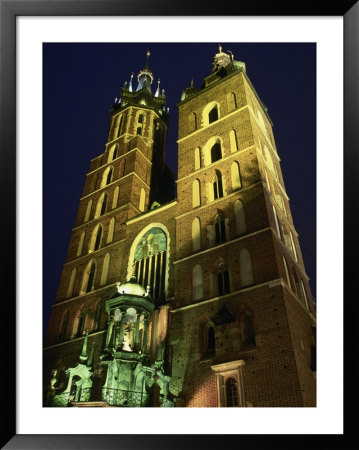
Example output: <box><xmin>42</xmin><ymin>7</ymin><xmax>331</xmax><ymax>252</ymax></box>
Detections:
<box><xmin>44</xmin><ymin>46</ymin><xmax>316</xmax><ymax>408</ymax></box>
<box><xmin>169</xmin><ymin>45</ymin><xmax>316</xmax><ymax>407</ymax></box>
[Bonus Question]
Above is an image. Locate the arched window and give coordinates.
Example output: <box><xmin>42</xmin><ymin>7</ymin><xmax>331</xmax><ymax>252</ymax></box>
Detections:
<box><xmin>189</xmin><ymin>112</ymin><xmax>197</xmax><ymax>132</ymax></box>
<box><xmin>283</xmin><ymin>257</ymin><xmax>292</xmax><ymax>289</ymax></box>
<box><xmin>227</xmin><ymin>92</ymin><xmax>237</xmax><ymax>112</ymax></box>
<box><xmin>89</xmin><ymin>224</ymin><xmax>103</xmax><ymax>253</ymax></box>
<box><xmin>194</xmin><ymin>147</ymin><xmax>201</xmax><ymax>170</ymax></box>
<box><xmin>139</xmin><ymin>188</ymin><xmax>146</xmax><ymax>212</ymax></box>
<box><xmin>192</xmin><ymin>179</ymin><xmax>201</xmax><ymax>207</ymax></box>
<box><xmin>240</xmin><ymin>248</ymin><xmax>253</xmax><ymax>287</ymax></box>
<box><xmin>213</xmin><ymin>170</ymin><xmax>224</xmax><ymax>200</ymax></box>
<box><xmin>117</xmin><ymin>116</ymin><xmax>123</xmax><ymax>138</ymax></box>
<box><xmin>214</xmin><ymin>214</ymin><xmax>226</xmax><ymax>244</ymax></box>
<box><xmin>231</xmin><ymin>161</ymin><xmax>242</xmax><ymax>190</ymax></box>
<box><xmin>107</xmin><ymin>217</ymin><xmax>115</xmax><ymax>243</ymax></box>
<box><xmin>67</xmin><ymin>268</ymin><xmax>77</xmax><ymax>298</ymax></box>
<box><xmin>100</xmin><ymin>253</ymin><xmax>110</xmax><ymax>286</ymax></box>
<box><xmin>136</xmin><ymin>113</ymin><xmax>144</xmax><ymax>136</ymax></box>
<box><xmin>217</xmin><ymin>263</ymin><xmax>230</xmax><ymax>296</ymax></box>
<box><xmin>101</xmin><ymin>167</ymin><xmax>113</xmax><ymax>188</ymax></box>
<box><xmin>211</xmin><ymin>142</ymin><xmax>222</xmax><ymax>163</ymax></box>
<box><xmin>84</xmin><ymin>199</ymin><xmax>92</xmax><ymax>222</ymax></box>
<box><xmin>226</xmin><ymin>378</ymin><xmax>239</xmax><ymax>407</ymax></box>
<box><xmin>106</xmin><ymin>167</ymin><xmax>113</xmax><ymax>186</ymax></box>
<box><xmin>132</xmin><ymin>227</ymin><xmax>168</xmax><ymax>299</ymax></box>
<box><xmin>95</xmin><ymin>192</ymin><xmax>108</xmax><ymax>218</ymax></box>
<box><xmin>80</xmin><ymin>260</ymin><xmax>96</xmax><ymax>294</ymax></box>
<box><xmin>76</xmin><ymin>307</ymin><xmax>87</xmax><ymax>337</ymax></box>
<box><xmin>229</xmin><ymin>129</ymin><xmax>238</xmax><ymax>153</ymax></box>
<box><xmin>203</xmin><ymin>137</ymin><xmax>223</xmax><ymax>166</ymax></box>
<box><xmin>192</xmin><ymin>264</ymin><xmax>204</xmax><ymax>301</ymax></box>
<box><xmin>208</xmin><ymin>105</ymin><xmax>219</xmax><ymax>124</ymax></box>
<box><xmin>112</xmin><ymin>185</ymin><xmax>119</xmax><ymax>209</ymax></box>
<box><xmin>192</xmin><ymin>217</ymin><xmax>201</xmax><ymax>252</ymax></box>
<box><xmin>234</xmin><ymin>200</ymin><xmax>246</xmax><ymax>235</ymax></box>
<box><xmin>202</xmin><ymin>102</ymin><xmax>220</xmax><ymax>127</ymax></box>
<box><xmin>119</xmin><ymin>159</ymin><xmax>126</xmax><ymax>177</ymax></box>
<box><xmin>58</xmin><ymin>310</ymin><xmax>70</xmax><ymax>342</ymax></box>
<box><xmin>93</xmin><ymin>302</ymin><xmax>102</xmax><ymax>331</ymax></box>
<box><xmin>108</xmin><ymin>144</ymin><xmax>118</xmax><ymax>162</ymax></box>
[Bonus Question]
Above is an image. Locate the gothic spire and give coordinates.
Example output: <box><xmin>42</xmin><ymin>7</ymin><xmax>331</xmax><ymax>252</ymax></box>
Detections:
<box><xmin>136</xmin><ymin>49</ymin><xmax>154</xmax><ymax>92</ymax></box>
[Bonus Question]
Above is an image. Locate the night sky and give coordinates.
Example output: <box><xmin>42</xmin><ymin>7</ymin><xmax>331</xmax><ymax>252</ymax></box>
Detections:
<box><xmin>43</xmin><ymin>43</ymin><xmax>316</xmax><ymax>337</ymax></box>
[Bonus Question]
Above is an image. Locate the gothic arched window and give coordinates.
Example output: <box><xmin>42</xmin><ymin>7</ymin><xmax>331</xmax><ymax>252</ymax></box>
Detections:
<box><xmin>76</xmin><ymin>307</ymin><xmax>87</xmax><ymax>337</ymax></box>
<box><xmin>217</xmin><ymin>263</ymin><xmax>230</xmax><ymax>296</ymax></box>
<box><xmin>89</xmin><ymin>224</ymin><xmax>103</xmax><ymax>253</ymax></box>
<box><xmin>214</xmin><ymin>214</ymin><xmax>226</xmax><ymax>245</ymax></box>
<box><xmin>213</xmin><ymin>170</ymin><xmax>223</xmax><ymax>200</ymax></box>
<box><xmin>229</xmin><ymin>129</ymin><xmax>238</xmax><ymax>153</ymax></box>
<box><xmin>239</xmin><ymin>248</ymin><xmax>254</xmax><ymax>287</ymax></box>
<box><xmin>192</xmin><ymin>217</ymin><xmax>201</xmax><ymax>252</ymax></box>
<box><xmin>132</xmin><ymin>227</ymin><xmax>167</xmax><ymax>300</ymax></box>
<box><xmin>117</xmin><ymin>116</ymin><xmax>123</xmax><ymax>137</ymax></box>
<box><xmin>112</xmin><ymin>186</ymin><xmax>119</xmax><ymax>209</ymax></box>
<box><xmin>80</xmin><ymin>260</ymin><xmax>96</xmax><ymax>294</ymax></box>
<box><xmin>192</xmin><ymin>179</ymin><xmax>201</xmax><ymax>208</ymax></box>
<box><xmin>101</xmin><ymin>167</ymin><xmax>113</xmax><ymax>188</ymax></box>
<box><xmin>227</xmin><ymin>92</ymin><xmax>237</xmax><ymax>112</ymax></box>
<box><xmin>84</xmin><ymin>199</ymin><xmax>92</xmax><ymax>222</ymax></box>
<box><xmin>194</xmin><ymin>147</ymin><xmax>201</xmax><ymax>170</ymax></box>
<box><xmin>107</xmin><ymin>217</ymin><xmax>115</xmax><ymax>243</ymax></box>
<box><xmin>208</xmin><ymin>105</ymin><xmax>218</xmax><ymax>124</ymax></box>
<box><xmin>100</xmin><ymin>253</ymin><xmax>110</xmax><ymax>286</ymax></box>
<box><xmin>189</xmin><ymin>112</ymin><xmax>197</xmax><ymax>132</ymax></box>
<box><xmin>211</xmin><ymin>142</ymin><xmax>222</xmax><ymax>163</ymax></box>
<box><xmin>234</xmin><ymin>200</ymin><xmax>246</xmax><ymax>235</ymax></box>
<box><xmin>231</xmin><ymin>161</ymin><xmax>242</xmax><ymax>190</ymax></box>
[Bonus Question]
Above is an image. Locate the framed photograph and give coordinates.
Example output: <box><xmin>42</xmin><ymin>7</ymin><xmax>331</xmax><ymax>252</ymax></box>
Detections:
<box><xmin>1</xmin><ymin>1</ymin><xmax>356</xmax><ymax>448</ymax></box>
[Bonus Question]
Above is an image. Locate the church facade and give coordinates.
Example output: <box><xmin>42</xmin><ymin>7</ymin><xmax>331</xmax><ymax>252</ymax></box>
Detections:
<box><xmin>43</xmin><ymin>46</ymin><xmax>316</xmax><ymax>407</ymax></box>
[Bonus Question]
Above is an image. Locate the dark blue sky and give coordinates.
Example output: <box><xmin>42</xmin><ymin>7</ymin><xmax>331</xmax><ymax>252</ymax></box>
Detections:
<box><xmin>43</xmin><ymin>43</ymin><xmax>316</xmax><ymax>336</ymax></box>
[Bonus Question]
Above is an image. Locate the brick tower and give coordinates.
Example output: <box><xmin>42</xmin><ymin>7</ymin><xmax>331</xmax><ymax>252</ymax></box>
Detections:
<box><xmin>44</xmin><ymin>46</ymin><xmax>316</xmax><ymax>407</ymax></box>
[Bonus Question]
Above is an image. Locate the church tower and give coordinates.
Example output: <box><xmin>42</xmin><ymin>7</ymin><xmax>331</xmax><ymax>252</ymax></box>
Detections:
<box><xmin>169</xmin><ymin>45</ymin><xmax>316</xmax><ymax>407</ymax></box>
<box><xmin>44</xmin><ymin>46</ymin><xmax>316</xmax><ymax>408</ymax></box>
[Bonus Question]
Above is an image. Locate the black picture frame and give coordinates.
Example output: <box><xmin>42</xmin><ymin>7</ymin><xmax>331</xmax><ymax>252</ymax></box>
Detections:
<box><xmin>1</xmin><ymin>1</ymin><xmax>357</xmax><ymax>448</ymax></box>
